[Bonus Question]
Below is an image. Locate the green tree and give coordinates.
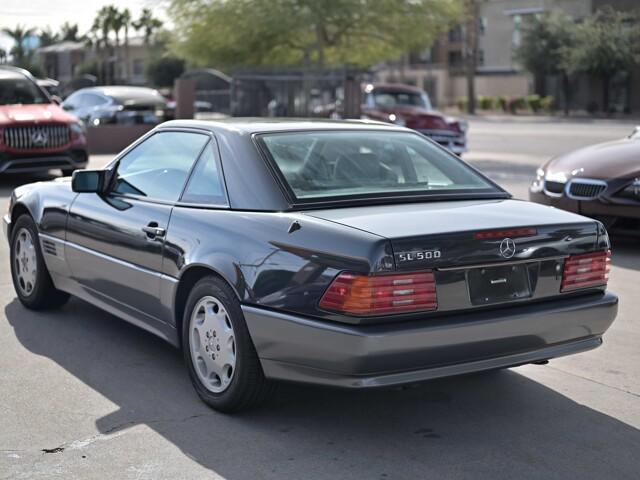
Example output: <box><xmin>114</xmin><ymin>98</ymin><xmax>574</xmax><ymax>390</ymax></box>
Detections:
<box><xmin>147</xmin><ymin>56</ymin><xmax>185</xmax><ymax>86</ymax></box>
<box><xmin>39</xmin><ymin>27</ymin><xmax>59</xmax><ymax>47</ymax></box>
<box><xmin>60</xmin><ymin>22</ymin><xmax>82</xmax><ymax>41</ymax></box>
<box><xmin>121</xmin><ymin>9</ymin><xmax>132</xmax><ymax>80</ymax></box>
<box><xmin>515</xmin><ymin>10</ymin><xmax>576</xmax><ymax>115</ymax></box>
<box><xmin>566</xmin><ymin>7</ymin><xmax>640</xmax><ymax>112</ymax></box>
<box><xmin>169</xmin><ymin>0</ymin><xmax>463</xmax><ymax>68</ymax></box>
<box><xmin>133</xmin><ymin>8</ymin><xmax>163</xmax><ymax>45</ymax></box>
<box><xmin>2</xmin><ymin>25</ymin><xmax>36</xmax><ymax>66</ymax></box>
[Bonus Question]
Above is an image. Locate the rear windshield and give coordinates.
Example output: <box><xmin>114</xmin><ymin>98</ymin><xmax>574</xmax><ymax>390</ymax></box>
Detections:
<box><xmin>0</xmin><ymin>77</ymin><xmax>50</xmax><ymax>105</ymax></box>
<box><xmin>259</xmin><ymin>130</ymin><xmax>500</xmax><ymax>202</ymax></box>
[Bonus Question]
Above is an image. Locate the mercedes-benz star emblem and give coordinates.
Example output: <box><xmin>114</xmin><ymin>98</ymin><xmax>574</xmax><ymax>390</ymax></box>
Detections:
<box><xmin>499</xmin><ymin>237</ymin><xmax>516</xmax><ymax>259</ymax></box>
<box><xmin>31</xmin><ymin>129</ymin><xmax>49</xmax><ymax>147</ymax></box>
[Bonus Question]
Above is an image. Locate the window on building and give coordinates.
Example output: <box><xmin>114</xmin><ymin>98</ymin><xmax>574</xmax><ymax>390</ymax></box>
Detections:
<box><xmin>479</xmin><ymin>17</ymin><xmax>487</xmax><ymax>35</ymax></box>
<box><xmin>448</xmin><ymin>51</ymin><xmax>464</xmax><ymax>68</ymax></box>
<box><xmin>132</xmin><ymin>59</ymin><xmax>144</xmax><ymax>77</ymax></box>
<box><xmin>449</xmin><ymin>25</ymin><xmax>464</xmax><ymax>43</ymax></box>
<box><xmin>512</xmin><ymin>15</ymin><xmax>522</xmax><ymax>48</ymax></box>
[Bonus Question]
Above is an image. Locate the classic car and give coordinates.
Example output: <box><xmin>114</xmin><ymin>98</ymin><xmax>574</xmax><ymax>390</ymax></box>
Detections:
<box><xmin>0</xmin><ymin>66</ymin><xmax>88</xmax><ymax>175</ymax></box>
<box><xmin>530</xmin><ymin>127</ymin><xmax>640</xmax><ymax>236</ymax></box>
<box><xmin>312</xmin><ymin>83</ymin><xmax>467</xmax><ymax>155</ymax></box>
<box><xmin>4</xmin><ymin>119</ymin><xmax>617</xmax><ymax>412</ymax></box>
<box><xmin>361</xmin><ymin>83</ymin><xmax>467</xmax><ymax>155</ymax></box>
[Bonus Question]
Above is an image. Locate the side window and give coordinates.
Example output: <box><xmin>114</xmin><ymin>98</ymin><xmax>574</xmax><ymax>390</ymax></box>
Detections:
<box><xmin>84</xmin><ymin>93</ymin><xmax>107</xmax><ymax>107</ymax></box>
<box><xmin>113</xmin><ymin>131</ymin><xmax>208</xmax><ymax>202</ymax></box>
<box><xmin>181</xmin><ymin>142</ymin><xmax>227</xmax><ymax>205</ymax></box>
<box><xmin>64</xmin><ymin>93</ymin><xmax>82</xmax><ymax>109</ymax></box>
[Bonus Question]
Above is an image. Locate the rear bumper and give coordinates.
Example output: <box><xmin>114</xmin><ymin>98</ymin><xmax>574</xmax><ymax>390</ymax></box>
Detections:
<box><xmin>0</xmin><ymin>149</ymin><xmax>88</xmax><ymax>174</ymax></box>
<box><xmin>243</xmin><ymin>292</ymin><xmax>618</xmax><ymax>388</ymax></box>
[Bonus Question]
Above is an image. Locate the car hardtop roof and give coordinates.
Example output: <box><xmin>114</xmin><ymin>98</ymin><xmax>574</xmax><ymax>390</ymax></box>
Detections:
<box><xmin>0</xmin><ymin>65</ymin><xmax>34</xmax><ymax>81</ymax></box>
<box><xmin>77</xmin><ymin>85</ymin><xmax>164</xmax><ymax>101</ymax></box>
<box><xmin>158</xmin><ymin>117</ymin><xmax>409</xmax><ymax>135</ymax></box>
<box><xmin>368</xmin><ymin>83</ymin><xmax>425</xmax><ymax>94</ymax></box>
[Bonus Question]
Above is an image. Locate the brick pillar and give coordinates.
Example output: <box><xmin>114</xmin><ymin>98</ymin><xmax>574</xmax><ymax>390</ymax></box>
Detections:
<box><xmin>174</xmin><ymin>78</ymin><xmax>196</xmax><ymax>119</ymax></box>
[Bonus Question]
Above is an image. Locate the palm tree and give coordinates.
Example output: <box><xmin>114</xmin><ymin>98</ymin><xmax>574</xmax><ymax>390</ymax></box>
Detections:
<box><xmin>90</xmin><ymin>8</ymin><xmax>113</xmax><ymax>84</ymax></box>
<box><xmin>60</xmin><ymin>22</ymin><xmax>81</xmax><ymax>42</ymax></box>
<box><xmin>121</xmin><ymin>8</ymin><xmax>132</xmax><ymax>81</ymax></box>
<box><xmin>133</xmin><ymin>8</ymin><xmax>163</xmax><ymax>45</ymax></box>
<box><xmin>39</xmin><ymin>27</ymin><xmax>59</xmax><ymax>47</ymax></box>
<box><xmin>108</xmin><ymin>6</ymin><xmax>128</xmax><ymax>81</ymax></box>
<box><xmin>2</xmin><ymin>25</ymin><xmax>36</xmax><ymax>65</ymax></box>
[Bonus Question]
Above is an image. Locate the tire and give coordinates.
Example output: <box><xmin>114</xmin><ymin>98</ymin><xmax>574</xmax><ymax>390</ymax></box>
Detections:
<box><xmin>61</xmin><ymin>168</ymin><xmax>76</xmax><ymax>177</ymax></box>
<box><xmin>10</xmin><ymin>215</ymin><xmax>70</xmax><ymax>310</ymax></box>
<box><xmin>182</xmin><ymin>276</ymin><xmax>273</xmax><ymax>412</ymax></box>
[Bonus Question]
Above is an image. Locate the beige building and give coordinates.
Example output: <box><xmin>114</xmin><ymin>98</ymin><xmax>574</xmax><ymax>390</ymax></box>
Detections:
<box><xmin>376</xmin><ymin>0</ymin><xmax>595</xmax><ymax>108</ymax></box>
<box><xmin>39</xmin><ymin>36</ymin><xmax>152</xmax><ymax>87</ymax></box>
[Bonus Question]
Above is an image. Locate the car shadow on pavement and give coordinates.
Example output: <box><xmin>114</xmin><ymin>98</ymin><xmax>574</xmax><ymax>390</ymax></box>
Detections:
<box><xmin>5</xmin><ymin>297</ymin><xmax>640</xmax><ymax>479</ymax></box>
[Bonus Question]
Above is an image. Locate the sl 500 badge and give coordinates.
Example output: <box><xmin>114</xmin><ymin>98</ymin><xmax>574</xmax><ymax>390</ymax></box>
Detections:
<box><xmin>397</xmin><ymin>249</ymin><xmax>442</xmax><ymax>262</ymax></box>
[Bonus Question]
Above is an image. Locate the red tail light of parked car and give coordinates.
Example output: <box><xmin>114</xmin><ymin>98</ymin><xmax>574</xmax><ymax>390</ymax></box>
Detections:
<box><xmin>320</xmin><ymin>271</ymin><xmax>437</xmax><ymax>316</ymax></box>
<box><xmin>561</xmin><ymin>250</ymin><xmax>611</xmax><ymax>292</ymax></box>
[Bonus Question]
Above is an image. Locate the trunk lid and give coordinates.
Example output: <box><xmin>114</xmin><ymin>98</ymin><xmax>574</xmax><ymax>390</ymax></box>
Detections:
<box><xmin>305</xmin><ymin>199</ymin><xmax>599</xmax><ymax>270</ymax></box>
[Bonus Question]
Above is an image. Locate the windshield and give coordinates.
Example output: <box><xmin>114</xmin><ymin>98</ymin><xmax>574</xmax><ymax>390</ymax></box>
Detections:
<box><xmin>0</xmin><ymin>78</ymin><xmax>50</xmax><ymax>105</ymax></box>
<box><xmin>260</xmin><ymin>131</ymin><xmax>500</xmax><ymax>202</ymax></box>
<box><xmin>370</xmin><ymin>90</ymin><xmax>431</xmax><ymax>110</ymax></box>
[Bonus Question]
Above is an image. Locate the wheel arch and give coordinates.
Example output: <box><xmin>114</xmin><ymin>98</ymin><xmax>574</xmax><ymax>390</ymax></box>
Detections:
<box><xmin>173</xmin><ymin>264</ymin><xmax>242</xmax><ymax>348</ymax></box>
<box><xmin>8</xmin><ymin>202</ymin><xmax>35</xmax><ymax>239</ymax></box>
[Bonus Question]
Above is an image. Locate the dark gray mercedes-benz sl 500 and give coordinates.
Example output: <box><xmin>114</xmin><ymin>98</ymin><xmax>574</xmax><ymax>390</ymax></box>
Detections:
<box><xmin>3</xmin><ymin>119</ymin><xmax>618</xmax><ymax>412</ymax></box>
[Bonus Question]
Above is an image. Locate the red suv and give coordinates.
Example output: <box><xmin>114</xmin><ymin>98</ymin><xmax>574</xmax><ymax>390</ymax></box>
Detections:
<box><xmin>0</xmin><ymin>66</ymin><xmax>88</xmax><ymax>175</ymax></box>
<box><xmin>362</xmin><ymin>84</ymin><xmax>467</xmax><ymax>155</ymax></box>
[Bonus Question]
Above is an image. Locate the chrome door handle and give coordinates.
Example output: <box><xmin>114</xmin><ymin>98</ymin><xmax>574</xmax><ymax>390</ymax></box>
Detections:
<box><xmin>142</xmin><ymin>225</ymin><xmax>166</xmax><ymax>238</ymax></box>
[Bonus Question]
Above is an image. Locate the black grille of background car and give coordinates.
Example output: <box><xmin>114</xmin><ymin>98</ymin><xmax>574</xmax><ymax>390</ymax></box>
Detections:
<box><xmin>3</xmin><ymin>125</ymin><xmax>71</xmax><ymax>150</ymax></box>
<box><xmin>544</xmin><ymin>180</ymin><xmax>565</xmax><ymax>195</ymax></box>
<box><xmin>568</xmin><ymin>181</ymin><xmax>607</xmax><ymax>199</ymax></box>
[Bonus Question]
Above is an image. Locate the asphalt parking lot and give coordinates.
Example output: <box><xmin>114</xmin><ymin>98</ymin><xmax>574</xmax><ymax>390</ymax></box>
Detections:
<box><xmin>1</xmin><ymin>118</ymin><xmax>639</xmax><ymax>479</ymax></box>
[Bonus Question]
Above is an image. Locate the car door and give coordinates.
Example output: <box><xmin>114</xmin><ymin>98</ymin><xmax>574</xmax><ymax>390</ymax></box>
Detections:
<box><xmin>65</xmin><ymin>129</ymin><xmax>210</xmax><ymax>323</ymax></box>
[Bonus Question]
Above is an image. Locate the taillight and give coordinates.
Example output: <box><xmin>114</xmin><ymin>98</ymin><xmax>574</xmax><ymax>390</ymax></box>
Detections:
<box><xmin>319</xmin><ymin>271</ymin><xmax>437</xmax><ymax>316</ymax></box>
<box><xmin>561</xmin><ymin>250</ymin><xmax>611</xmax><ymax>292</ymax></box>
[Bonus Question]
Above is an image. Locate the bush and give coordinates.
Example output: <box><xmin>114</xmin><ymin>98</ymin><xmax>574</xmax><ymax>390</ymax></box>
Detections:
<box><xmin>497</xmin><ymin>96</ymin><xmax>508</xmax><ymax>112</ymax></box>
<box><xmin>147</xmin><ymin>56</ymin><xmax>186</xmax><ymax>88</ymax></box>
<box><xmin>456</xmin><ymin>96</ymin><xmax>468</xmax><ymax>112</ymax></box>
<box><xmin>478</xmin><ymin>95</ymin><xmax>494</xmax><ymax>110</ymax></box>
<box><xmin>507</xmin><ymin>96</ymin><xmax>526</xmax><ymax>114</ymax></box>
<box><xmin>527</xmin><ymin>94</ymin><xmax>542</xmax><ymax>112</ymax></box>
<box><xmin>540</xmin><ymin>95</ymin><xmax>555</xmax><ymax>112</ymax></box>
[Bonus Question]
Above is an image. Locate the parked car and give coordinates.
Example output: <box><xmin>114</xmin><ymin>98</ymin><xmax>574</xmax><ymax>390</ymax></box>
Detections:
<box><xmin>313</xmin><ymin>84</ymin><xmax>468</xmax><ymax>155</ymax></box>
<box><xmin>0</xmin><ymin>66</ymin><xmax>88</xmax><ymax>175</ymax></box>
<box><xmin>62</xmin><ymin>86</ymin><xmax>168</xmax><ymax>126</ymax></box>
<box><xmin>362</xmin><ymin>84</ymin><xmax>467</xmax><ymax>155</ymax></box>
<box><xmin>530</xmin><ymin>127</ymin><xmax>640</xmax><ymax>237</ymax></box>
<box><xmin>4</xmin><ymin>119</ymin><xmax>617</xmax><ymax>412</ymax></box>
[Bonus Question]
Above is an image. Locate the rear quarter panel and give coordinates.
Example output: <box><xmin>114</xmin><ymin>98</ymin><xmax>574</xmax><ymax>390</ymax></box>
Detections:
<box><xmin>163</xmin><ymin>207</ymin><xmax>394</xmax><ymax>320</ymax></box>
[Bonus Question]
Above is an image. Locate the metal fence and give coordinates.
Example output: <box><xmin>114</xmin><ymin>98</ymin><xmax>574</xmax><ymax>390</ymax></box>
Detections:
<box><xmin>230</xmin><ymin>67</ymin><xmax>372</xmax><ymax>119</ymax></box>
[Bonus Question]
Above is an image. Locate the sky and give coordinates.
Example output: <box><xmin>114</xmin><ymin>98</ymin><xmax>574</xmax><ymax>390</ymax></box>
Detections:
<box><xmin>0</xmin><ymin>0</ymin><xmax>168</xmax><ymax>52</ymax></box>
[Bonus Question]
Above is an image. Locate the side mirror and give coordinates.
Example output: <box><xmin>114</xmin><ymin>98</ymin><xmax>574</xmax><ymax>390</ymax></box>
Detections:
<box><xmin>72</xmin><ymin>170</ymin><xmax>107</xmax><ymax>193</ymax></box>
